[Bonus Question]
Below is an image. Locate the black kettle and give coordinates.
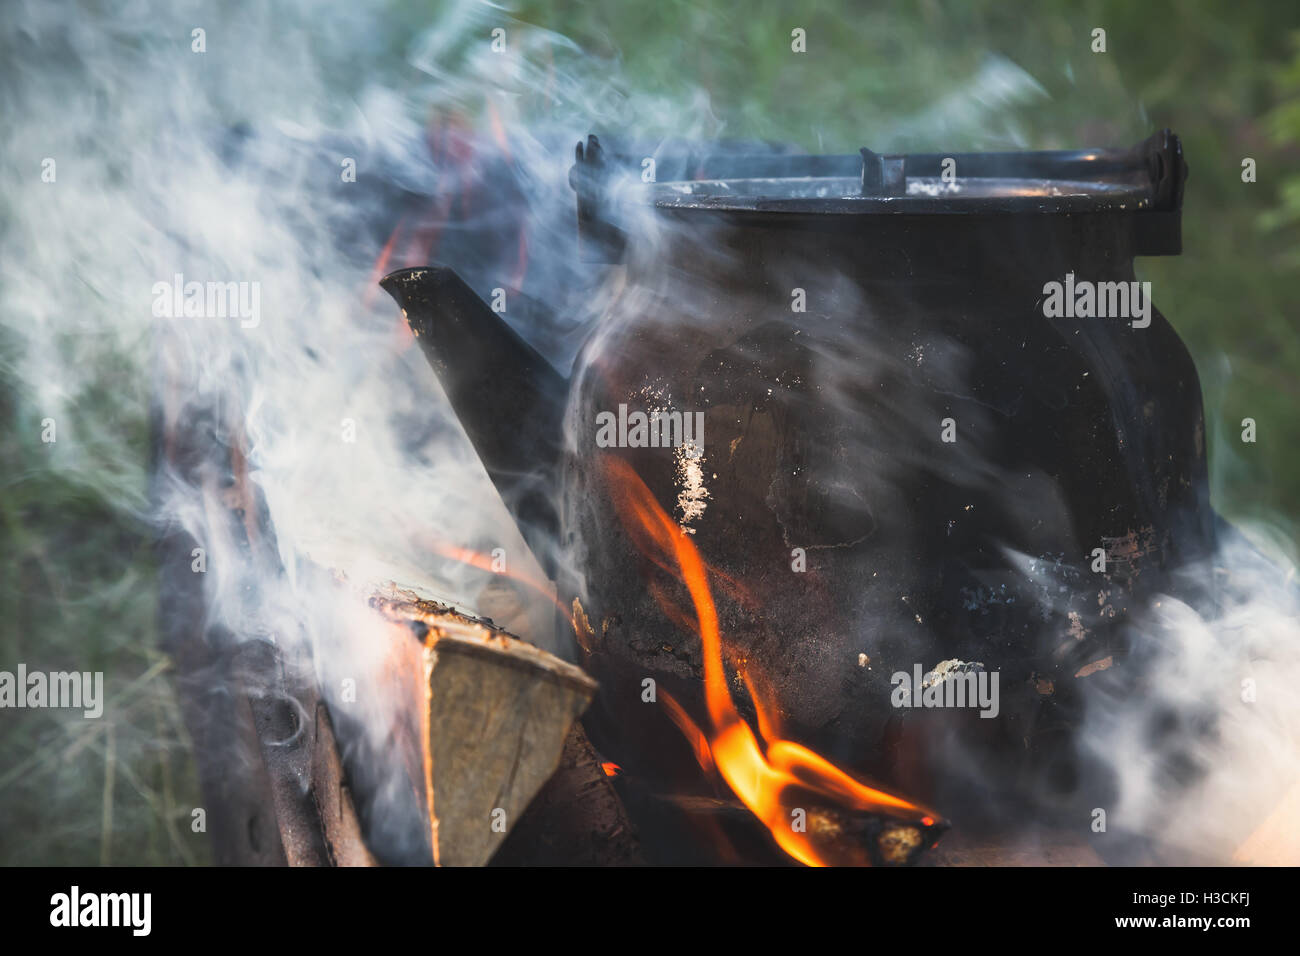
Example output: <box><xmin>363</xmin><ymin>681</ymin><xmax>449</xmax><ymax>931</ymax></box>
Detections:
<box><xmin>381</xmin><ymin>129</ymin><xmax>1215</xmax><ymax>826</ymax></box>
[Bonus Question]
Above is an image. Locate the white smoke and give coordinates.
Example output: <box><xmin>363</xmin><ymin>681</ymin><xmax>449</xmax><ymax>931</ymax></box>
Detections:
<box><xmin>1</xmin><ymin>2</ymin><xmax>568</xmax><ymax>643</ymax></box>
<box><xmin>0</xmin><ymin>0</ymin><xmax>617</xmax><ymax>861</ymax></box>
<box><xmin>1076</xmin><ymin>523</ymin><xmax>1300</xmax><ymax>864</ymax></box>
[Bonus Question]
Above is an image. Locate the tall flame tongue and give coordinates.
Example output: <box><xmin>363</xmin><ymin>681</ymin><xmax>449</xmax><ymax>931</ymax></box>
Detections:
<box><xmin>602</xmin><ymin>455</ymin><xmax>945</xmax><ymax>866</ymax></box>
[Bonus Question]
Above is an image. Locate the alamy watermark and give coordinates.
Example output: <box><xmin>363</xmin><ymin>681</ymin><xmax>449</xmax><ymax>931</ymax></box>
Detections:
<box><xmin>595</xmin><ymin>403</ymin><xmax>704</xmax><ymax>454</ymax></box>
<box><xmin>152</xmin><ymin>272</ymin><xmax>261</xmax><ymax>328</ymax></box>
<box><xmin>50</xmin><ymin>886</ymin><xmax>150</xmax><ymax>936</ymax></box>
<box><xmin>0</xmin><ymin>664</ymin><xmax>103</xmax><ymax>718</ymax></box>
<box><xmin>1041</xmin><ymin>272</ymin><xmax>1151</xmax><ymax>328</ymax></box>
<box><xmin>891</xmin><ymin>660</ymin><xmax>999</xmax><ymax>718</ymax></box>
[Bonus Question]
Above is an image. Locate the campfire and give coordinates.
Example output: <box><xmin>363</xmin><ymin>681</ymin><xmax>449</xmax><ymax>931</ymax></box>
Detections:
<box><xmin>146</xmin><ymin>116</ymin><xmax>1300</xmax><ymax>869</ymax></box>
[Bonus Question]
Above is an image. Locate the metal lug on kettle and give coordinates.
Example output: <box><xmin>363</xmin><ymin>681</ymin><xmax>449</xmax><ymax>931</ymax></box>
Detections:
<box><xmin>860</xmin><ymin>148</ymin><xmax>907</xmax><ymax>197</ymax></box>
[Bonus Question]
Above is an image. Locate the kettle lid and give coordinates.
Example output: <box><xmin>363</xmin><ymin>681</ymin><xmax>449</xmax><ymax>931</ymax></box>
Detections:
<box><xmin>570</xmin><ymin>129</ymin><xmax>1186</xmax><ymax>255</ymax></box>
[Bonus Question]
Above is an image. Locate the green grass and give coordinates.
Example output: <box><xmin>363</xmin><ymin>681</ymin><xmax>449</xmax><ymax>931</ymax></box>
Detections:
<box><xmin>0</xmin><ymin>405</ymin><xmax>209</xmax><ymax>864</ymax></box>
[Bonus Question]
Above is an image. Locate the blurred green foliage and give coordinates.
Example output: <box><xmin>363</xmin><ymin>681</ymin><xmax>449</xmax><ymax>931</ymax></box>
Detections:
<box><xmin>0</xmin><ymin>343</ymin><xmax>206</xmax><ymax>865</ymax></box>
<box><xmin>1261</xmin><ymin>33</ymin><xmax>1300</xmax><ymax>249</ymax></box>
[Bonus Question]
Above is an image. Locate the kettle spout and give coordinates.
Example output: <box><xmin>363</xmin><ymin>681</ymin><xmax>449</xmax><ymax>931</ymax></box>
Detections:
<box><xmin>380</xmin><ymin>265</ymin><xmax>567</xmax><ymax>558</ymax></box>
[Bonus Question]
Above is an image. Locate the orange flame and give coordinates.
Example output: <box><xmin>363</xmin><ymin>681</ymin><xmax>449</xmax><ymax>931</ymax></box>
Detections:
<box><xmin>414</xmin><ymin>535</ymin><xmax>576</xmax><ymax>632</ymax></box>
<box><xmin>602</xmin><ymin>454</ymin><xmax>942</xmax><ymax>866</ymax></box>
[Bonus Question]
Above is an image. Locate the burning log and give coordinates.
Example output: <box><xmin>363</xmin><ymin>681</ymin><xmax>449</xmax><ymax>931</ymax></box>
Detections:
<box><xmin>651</xmin><ymin>793</ymin><xmax>944</xmax><ymax>866</ymax></box>
<box><xmin>154</xmin><ymin>365</ymin><xmax>606</xmax><ymax>866</ymax></box>
<box><xmin>153</xmin><ymin>378</ymin><xmax>377</xmax><ymax>865</ymax></box>
<box><xmin>234</xmin><ymin>638</ymin><xmax>378</xmax><ymax>867</ymax></box>
<box><xmin>492</xmin><ymin>721</ymin><xmax>644</xmax><ymax>865</ymax></box>
<box><xmin>369</xmin><ymin>588</ymin><xmax>598</xmax><ymax>866</ymax></box>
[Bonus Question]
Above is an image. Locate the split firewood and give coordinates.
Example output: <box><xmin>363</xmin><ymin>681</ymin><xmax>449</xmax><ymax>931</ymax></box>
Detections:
<box><xmin>155</xmin><ymin>334</ymin><xmax>600</xmax><ymax>867</ymax></box>
<box><xmin>369</xmin><ymin>587</ymin><xmax>598</xmax><ymax>866</ymax></box>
